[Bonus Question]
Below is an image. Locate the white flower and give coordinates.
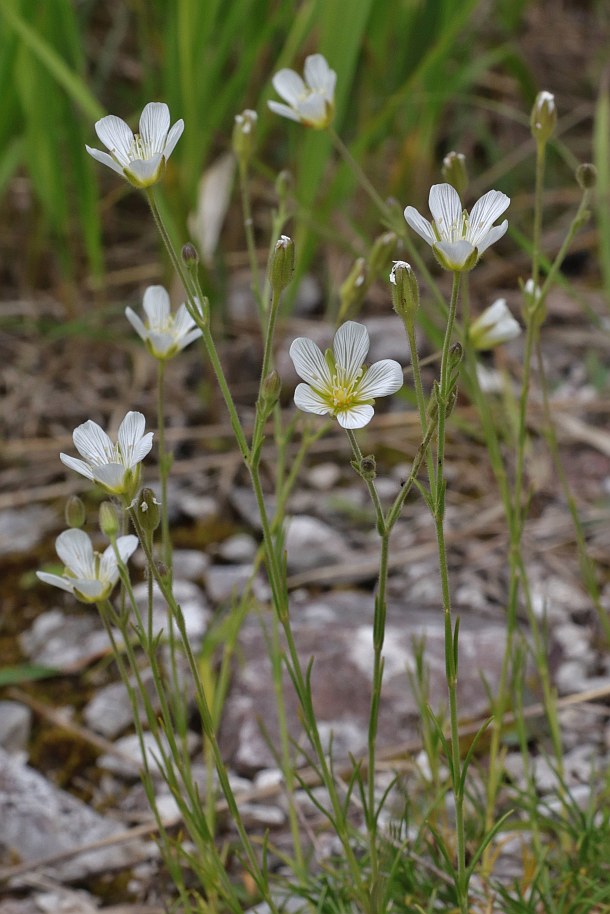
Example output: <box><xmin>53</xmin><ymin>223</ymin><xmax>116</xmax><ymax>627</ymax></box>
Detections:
<box><xmin>86</xmin><ymin>102</ymin><xmax>184</xmax><ymax>188</ymax></box>
<box><xmin>268</xmin><ymin>54</ymin><xmax>336</xmax><ymax>129</ymax></box>
<box><xmin>60</xmin><ymin>411</ymin><xmax>153</xmax><ymax>497</ymax></box>
<box><xmin>469</xmin><ymin>299</ymin><xmax>521</xmax><ymax>350</ymax></box>
<box><xmin>289</xmin><ymin>321</ymin><xmax>403</xmax><ymax>429</ymax></box>
<box><xmin>404</xmin><ymin>183</ymin><xmax>510</xmax><ymax>271</ymax></box>
<box><xmin>37</xmin><ymin>529</ymin><xmax>138</xmax><ymax>604</ymax></box>
<box><xmin>125</xmin><ymin>286</ymin><xmax>202</xmax><ymax>360</ymax></box>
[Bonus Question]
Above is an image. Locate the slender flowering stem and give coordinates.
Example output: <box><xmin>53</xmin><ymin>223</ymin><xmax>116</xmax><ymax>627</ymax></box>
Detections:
<box><xmin>157</xmin><ymin>360</ymin><xmax>172</xmax><ymax>569</ymax></box>
<box><xmin>238</xmin><ymin>160</ymin><xmax>264</xmax><ymax>315</ymax></box>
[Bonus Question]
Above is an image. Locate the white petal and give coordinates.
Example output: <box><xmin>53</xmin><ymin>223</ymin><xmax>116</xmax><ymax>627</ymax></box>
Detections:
<box><xmin>163</xmin><ymin>120</ymin><xmax>184</xmax><ymax>160</ymax></box>
<box><xmin>72</xmin><ymin>419</ymin><xmax>114</xmax><ymax>465</ymax></box>
<box><xmin>93</xmin><ymin>463</ymin><xmax>128</xmax><ymax>492</ymax></box>
<box><xmin>297</xmin><ymin>94</ymin><xmax>328</xmax><ymax>126</ymax></box>
<box><xmin>85</xmin><ymin>146</ymin><xmax>125</xmax><ymax>176</ymax></box>
<box><xmin>304</xmin><ymin>54</ymin><xmax>335</xmax><ymax>97</ymax></box>
<box><xmin>116</xmin><ymin>534</ymin><xmax>139</xmax><ymax>563</ymax></box>
<box><xmin>294</xmin><ymin>383</ymin><xmax>331</xmax><ymax>416</ymax></box>
<box><xmin>139</xmin><ymin>102</ymin><xmax>170</xmax><ymax>153</ymax></box>
<box><xmin>333</xmin><ymin>321</ymin><xmax>370</xmax><ymax>380</ymax></box>
<box><xmin>55</xmin><ymin>529</ymin><xmax>95</xmax><ymax>578</ymax></box>
<box><xmin>36</xmin><ymin>572</ymin><xmax>75</xmax><ymax>594</ymax></box>
<box><xmin>471</xmin><ymin>299</ymin><xmax>509</xmax><ymax>332</ymax></box>
<box><xmin>434</xmin><ymin>239</ymin><xmax>475</xmax><ymax>269</ymax></box>
<box><xmin>124</xmin><ymin>155</ymin><xmax>164</xmax><ymax>186</ymax></box>
<box><xmin>60</xmin><ymin>454</ymin><xmax>96</xmax><ymax>480</ymax></box>
<box><xmin>267</xmin><ymin>101</ymin><xmax>302</xmax><ymax>123</ymax></box>
<box><xmin>272</xmin><ymin>69</ymin><xmax>306</xmax><ymax>106</ymax></box>
<box><xmin>72</xmin><ymin>579</ymin><xmax>107</xmax><ymax>601</ymax></box>
<box><xmin>176</xmin><ymin>328</ymin><xmax>202</xmax><ymax>351</ymax></box>
<box><xmin>467</xmin><ymin>191</ymin><xmax>510</xmax><ymax>245</ymax></box>
<box><xmin>125</xmin><ymin>307</ymin><xmax>148</xmax><ymax>341</ymax></box>
<box><xmin>117</xmin><ymin>411</ymin><xmax>146</xmax><ymax>463</ymax></box>
<box><xmin>357</xmin><ymin>359</ymin><xmax>403</xmax><ymax>399</ymax></box>
<box><xmin>475</xmin><ymin>219</ymin><xmax>508</xmax><ymax>255</ymax></box>
<box><xmin>148</xmin><ymin>331</ymin><xmax>175</xmax><ymax>356</ymax></box>
<box><xmin>289</xmin><ymin>337</ymin><xmax>332</xmax><ymax>387</ymax></box>
<box><xmin>94</xmin><ymin>115</ymin><xmax>133</xmax><ymax>164</ymax></box>
<box><xmin>173</xmin><ymin>303</ymin><xmax>197</xmax><ymax>337</ymax></box>
<box><xmin>336</xmin><ymin>404</ymin><xmax>374</xmax><ymax>429</ymax></box>
<box><xmin>403</xmin><ymin>206</ymin><xmax>436</xmax><ymax>245</ymax></box>
<box><xmin>143</xmin><ymin>285</ymin><xmax>171</xmax><ymax>328</ymax></box>
<box><xmin>428</xmin><ymin>183</ymin><xmax>462</xmax><ymax>241</ymax></box>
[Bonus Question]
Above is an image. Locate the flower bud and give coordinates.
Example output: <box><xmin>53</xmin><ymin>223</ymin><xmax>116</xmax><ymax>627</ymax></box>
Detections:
<box><xmin>576</xmin><ymin>163</ymin><xmax>597</xmax><ymax>190</ymax></box>
<box><xmin>261</xmin><ymin>369</ymin><xmax>282</xmax><ymax>409</ymax></box>
<box><xmin>530</xmin><ymin>91</ymin><xmax>556</xmax><ymax>145</ymax></box>
<box><xmin>441</xmin><ymin>151</ymin><xmax>468</xmax><ymax>197</ymax></box>
<box><xmin>232</xmin><ymin>109</ymin><xmax>258</xmax><ymax>167</ymax></box>
<box><xmin>135</xmin><ymin>488</ymin><xmax>161</xmax><ymax>533</ymax></box>
<box><xmin>448</xmin><ymin>342</ymin><xmax>464</xmax><ymax>386</ymax></box>
<box><xmin>521</xmin><ymin>278</ymin><xmax>546</xmax><ymax>328</ymax></box>
<box><xmin>338</xmin><ymin>257</ymin><xmax>367</xmax><ymax>322</ymax></box>
<box><xmin>368</xmin><ymin>231</ymin><xmax>397</xmax><ymax>276</ymax></box>
<box><xmin>65</xmin><ymin>495</ymin><xmax>86</xmax><ymax>529</ymax></box>
<box><xmin>469</xmin><ymin>299</ymin><xmax>521</xmax><ymax>350</ymax></box>
<box><xmin>269</xmin><ymin>235</ymin><xmax>295</xmax><ymax>293</ymax></box>
<box><xmin>99</xmin><ymin>501</ymin><xmax>120</xmax><ymax>539</ymax></box>
<box><xmin>182</xmin><ymin>242</ymin><xmax>199</xmax><ymax>265</ymax></box>
<box><xmin>390</xmin><ymin>260</ymin><xmax>419</xmax><ymax>324</ymax></box>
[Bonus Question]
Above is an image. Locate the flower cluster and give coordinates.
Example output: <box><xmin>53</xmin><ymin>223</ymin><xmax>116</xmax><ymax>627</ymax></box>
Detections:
<box><xmin>86</xmin><ymin>102</ymin><xmax>184</xmax><ymax>188</ymax></box>
<box><xmin>37</xmin><ymin>529</ymin><xmax>138</xmax><ymax>604</ymax></box>
<box><xmin>404</xmin><ymin>183</ymin><xmax>509</xmax><ymax>272</ymax></box>
<box><xmin>289</xmin><ymin>321</ymin><xmax>403</xmax><ymax>429</ymax></box>
<box><xmin>125</xmin><ymin>286</ymin><xmax>203</xmax><ymax>360</ymax></box>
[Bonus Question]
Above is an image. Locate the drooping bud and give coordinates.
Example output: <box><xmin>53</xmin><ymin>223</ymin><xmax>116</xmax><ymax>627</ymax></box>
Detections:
<box><xmin>99</xmin><ymin>501</ymin><xmax>120</xmax><ymax>539</ymax></box>
<box><xmin>469</xmin><ymin>299</ymin><xmax>522</xmax><ymax>350</ymax></box>
<box><xmin>390</xmin><ymin>260</ymin><xmax>419</xmax><ymax>324</ymax></box>
<box><xmin>269</xmin><ymin>235</ymin><xmax>295</xmax><ymax>293</ymax></box>
<box><xmin>530</xmin><ymin>91</ymin><xmax>556</xmax><ymax>145</ymax></box>
<box><xmin>521</xmin><ymin>278</ymin><xmax>546</xmax><ymax>328</ymax></box>
<box><xmin>441</xmin><ymin>151</ymin><xmax>468</xmax><ymax>197</ymax></box>
<box><xmin>232</xmin><ymin>109</ymin><xmax>258</xmax><ymax>168</ymax></box>
<box><xmin>181</xmin><ymin>242</ymin><xmax>199</xmax><ymax>265</ymax></box>
<box><xmin>576</xmin><ymin>163</ymin><xmax>597</xmax><ymax>190</ymax></box>
<box><xmin>368</xmin><ymin>231</ymin><xmax>397</xmax><ymax>277</ymax></box>
<box><xmin>65</xmin><ymin>495</ymin><xmax>86</xmax><ymax>529</ymax></box>
<box><xmin>338</xmin><ymin>257</ymin><xmax>367</xmax><ymax>323</ymax></box>
<box><xmin>261</xmin><ymin>369</ymin><xmax>282</xmax><ymax>409</ymax></box>
<box><xmin>135</xmin><ymin>488</ymin><xmax>161</xmax><ymax>534</ymax></box>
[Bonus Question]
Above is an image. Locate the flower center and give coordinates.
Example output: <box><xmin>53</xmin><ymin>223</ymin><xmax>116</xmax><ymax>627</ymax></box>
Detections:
<box><xmin>329</xmin><ymin>371</ymin><xmax>360</xmax><ymax>410</ymax></box>
<box><xmin>129</xmin><ymin>134</ymin><xmax>153</xmax><ymax>162</ymax></box>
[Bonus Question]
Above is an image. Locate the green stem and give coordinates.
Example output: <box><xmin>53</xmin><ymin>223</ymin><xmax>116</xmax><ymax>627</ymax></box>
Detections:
<box><xmin>157</xmin><ymin>359</ymin><xmax>172</xmax><ymax>570</ymax></box>
<box><xmin>238</xmin><ymin>160</ymin><xmax>263</xmax><ymax>315</ymax></box>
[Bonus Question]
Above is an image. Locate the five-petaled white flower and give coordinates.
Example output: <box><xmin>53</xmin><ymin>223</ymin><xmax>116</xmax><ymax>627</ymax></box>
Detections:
<box><xmin>37</xmin><ymin>529</ymin><xmax>138</xmax><ymax>604</ymax></box>
<box><xmin>86</xmin><ymin>102</ymin><xmax>184</xmax><ymax>188</ymax></box>
<box><xmin>404</xmin><ymin>183</ymin><xmax>510</xmax><ymax>272</ymax></box>
<box><xmin>125</xmin><ymin>285</ymin><xmax>203</xmax><ymax>360</ymax></box>
<box><xmin>469</xmin><ymin>299</ymin><xmax>521</xmax><ymax>350</ymax></box>
<box><xmin>289</xmin><ymin>321</ymin><xmax>403</xmax><ymax>429</ymax></box>
<box><xmin>268</xmin><ymin>54</ymin><xmax>336</xmax><ymax>129</ymax></box>
<box><xmin>61</xmin><ymin>411</ymin><xmax>153</xmax><ymax>497</ymax></box>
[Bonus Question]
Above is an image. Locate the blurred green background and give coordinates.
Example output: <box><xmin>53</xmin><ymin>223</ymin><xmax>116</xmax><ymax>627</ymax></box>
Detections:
<box><xmin>0</xmin><ymin>0</ymin><xmax>608</xmax><ymax>311</ymax></box>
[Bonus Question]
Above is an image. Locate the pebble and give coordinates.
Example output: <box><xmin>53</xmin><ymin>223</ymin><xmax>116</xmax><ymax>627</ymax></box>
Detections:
<box><xmin>171</xmin><ymin>548</ymin><xmax>210</xmax><ymax>580</ymax></box>
<box><xmin>83</xmin><ymin>670</ymin><xmax>158</xmax><ymax>740</ymax></box>
<box><xmin>284</xmin><ymin>515</ymin><xmax>350</xmax><ymax>573</ymax></box>
<box><xmin>205</xmin><ymin>563</ymin><xmax>269</xmax><ymax>604</ymax></box>
<box><xmin>20</xmin><ymin>609</ymin><xmax>111</xmax><ymax>672</ymax></box>
<box><xmin>307</xmin><ymin>462</ymin><xmax>341</xmax><ymax>491</ymax></box>
<box><xmin>217</xmin><ymin>532</ymin><xmax>258</xmax><ymax>563</ymax></box>
<box><xmin>0</xmin><ymin>700</ymin><xmax>32</xmax><ymax>755</ymax></box>
<box><xmin>97</xmin><ymin>730</ymin><xmax>200</xmax><ymax>779</ymax></box>
<box><xmin>0</xmin><ymin>505</ymin><xmax>57</xmax><ymax>556</ymax></box>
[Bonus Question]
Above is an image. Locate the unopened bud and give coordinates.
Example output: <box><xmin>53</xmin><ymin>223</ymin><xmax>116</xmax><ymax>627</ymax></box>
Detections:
<box><xmin>576</xmin><ymin>163</ymin><xmax>596</xmax><ymax>190</ymax></box>
<box><xmin>338</xmin><ymin>257</ymin><xmax>367</xmax><ymax>322</ymax></box>
<box><xmin>99</xmin><ymin>501</ymin><xmax>120</xmax><ymax>539</ymax></box>
<box><xmin>181</xmin><ymin>242</ymin><xmax>199</xmax><ymax>265</ymax></box>
<box><xmin>136</xmin><ymin>488</ymin><xmax>161</xmax><ymax>533</ymax></box>
<box><xmin>390</xmin><ymin>261</ymin><xmax>419</xmax><ymax>324</ymax></box>
<box><xmin>65</xmin><ymin>495</ymin><xmax>86</xmax><ymax>529</ymax></box>
<box><xmin>269</xmin><ymin>235</ymin><xmax>295</xmax><ymax>293</ymax></box>
<box><xmin>261</xmin><ymin>369</ymin><xmax>282</xmax><ymax>408</ymax></box>
<box><xmin>521</xmin><ymin>278</ymin><xmax>546</xmax><ymax>328</ymax></box>
<box><xmin>368</xmin><ymin>231</ymin><xmax>397</xmax><ymax>276</ymax></box>
<box><xmin>275</xmin><ymin>169</ymin><xmax>293</xmax><ymax>202</ymax></box>
<box><xmin>469</xmin><ymin>299</ymin><xmax>521</xmax><ymax>350</ymax></box>
<box><xmin>232</xmin><ymin>109</ymin><xmax>258</xmax><ymax>167</ymax></box>
<box><xmin>530</xmin><ymin>91</ymin><xmax>556</xmax><ymax>145</ymax></box>
<box><xmin>351</xmin><ymin>454</ymin><xmax>376</xmax><ymax>481</ymax></box>
<box><xmin>448</xmin><ymin>342</ymin><xmax>463</xmax><ymax>382</ymax></box>
<box><xmin>441</xmin><ymin>151</ymin><xmax>468</xmax><ymax>197</ymax></box>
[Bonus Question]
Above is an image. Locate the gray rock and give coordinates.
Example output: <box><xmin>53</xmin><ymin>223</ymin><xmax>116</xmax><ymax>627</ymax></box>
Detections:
<box><xmin>307</xmin><ymin>463</ymin><xmax>341</xmax><ymax>491</ymax></box>
<box><xmin>220</xmin><ymin>590</ymin><xmax>508</xmax><ymax>771</ymax></box>
<box><xmin>97</xmin><ymin>730</ymin><xmax>200</xmax><ymax>780</ymax></box>
<box><xmin>171</xmin><ymin>549</ymin><xmax>210</xmax><ymax>580</ymax></box>
<box><xmin>0</xmin><ymin>701</ymin><xmax>32</xmax><ymax>755</ymax></box>
<box><xmin>0</xmin><ymin>506</ymin><xmax>57</xmax><ymax>557</ymax></box>
<box><xmin>284</xmin><ymin>515</ymin><xmax>350</xmax><ymax>574</ymax></box>
<box><xmin>131</xmin><ymin>579</ymin><xmax>211</xmax><ymax>647</ymax></box>
<box><xmin>20</xmin><ymin>610</ymin><xmax>111</xmax><ymax>673</ymax></box>
<box><xmin>218</xmin><ymin>532</ymin><xmax>258</xmax><ymax>563</ymax></box>
<box><xmin>205</xmin><ymin>563</ymin><xmax>269</xmax><ymax>604</ymax></box>
<box><xmin>83</xmin><ymin>670</ymin><xmax>159</xmax><ymax>740</ymax></box>
<box><xmin>0</xmin><ymin>747</ymin><xmax>153</xmax><ymax>881</ymax></box>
